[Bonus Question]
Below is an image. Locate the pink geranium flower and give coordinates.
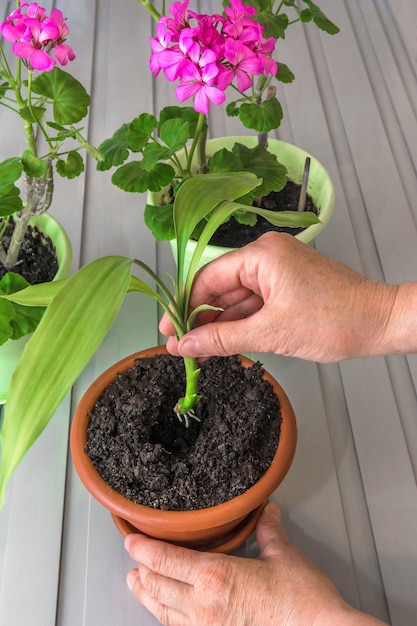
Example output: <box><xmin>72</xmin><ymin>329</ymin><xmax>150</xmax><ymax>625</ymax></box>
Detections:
<box><xmin>176</xmin><ymin>61</ymin><xmax>226</xmax><ymax>114</ymax></box>
<box><xmin>0</xmin><ymin>1</ymin><xmax>75</xmax><ymax>72</ymax></box>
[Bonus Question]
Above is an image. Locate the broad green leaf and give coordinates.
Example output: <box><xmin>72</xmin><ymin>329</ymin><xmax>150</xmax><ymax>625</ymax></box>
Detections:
<box><xmin>0</xmin><ymin>273</ymin><xmax>44</xmax><ymax>341</ymax></box>
<box><xmin>159</xmin><ymin>106</ymin><xmax>204</xmax><ymax>139</ymax></box>
<box><xmin>301</xmin><ymin>1</ymin><xmax>340</xmax><ymax>33</ymax></box>
<box><xmin>239</xmin><ymin>97</ymin><xmax>283</xmax><ymax>133</ymax></box>
<box><xmin>276</xmin><ymin>62</ymin><xmax>295</xmax><ymax>83</ymax></box>
<box><xmin>0</xmin><ymin>158</ymin><xmax>23</xmax><ymax>195</ymax></box>
<box><xmin>233</xmin><ymin>211</ymin><xmax>257</xmax><ymax>226</ymax></box>
<box><xmin>0</xmin><ymin>256</ymin><xmax>133</xmax><ymax>506</ymax></box>
<box><xmin>225</xmin><ymin>101</ymin><xmax>240</xmax><ymax>118</ymax></box>
<box><xmin>144</xmin><ymin>202</ymin><xmax>175</xmax><ymax>241</ymax></box>
<box><xmin>141</xmin><ymin>142</ymin><xmax>170</xmax><ymax>171</ymax></box>
<box><xmin>31</xmin><ymin>67</ymin><xmax>90</xmax><ymax>125</ymax></box>
<box><xmin>232</xmin><ymin>143</ymin><xmax>287</xmax><ymax>196</ymax></box>
<box><xmin>0</xmin><ymin>278</ymin><xmax>68</xmax><ymax>307</ymax></box>
<box><xmin>159</xmin><ymin>118</ymin><xmax>190</xmax><ymax>153</ymax></box>
<box><xmin>254</xmin><ymin>11</ymin><xmax>289</xmax><ymax>39</ymax></box>
<box><xmin>0</xmin><ymin>186</ymin><xmax>22</xmax><ymax>216</ymax></box>
<box><xmin>0</xmin><ymin>299</ymin><xmax>14</xmax><ymax>345</ymax></box>
<box><xmin>21</xmin><ymin>149</ymin><xmax>47</xmax><ymax>178</ymax></box>
<box><xmin>112</xmin><ymin>161</ymin><xmax>175</xmax><ymax>193</ymax></box>
<box><xmin>174</xmin><ymin>173</ymin><xmax>262</xmax><ymax>287</ymax></box>
<box><xmin>127</xmin><ymin>114</ymin><xmax>158</xmax><ymax>152</ymax></box>
<box><xmin>208</xmin><ymin>148</ymin><xmax>243</xmax><ymax>174</ymax></box>
<box><xmin>97</xmin><ymin>123</ymin><xmax>130</xmax><ymax>171</ymax></box>
<box><xmin>56</xmin><ymin>150</ymin><xmax>84</xmax><ymax>179</ymax></box>
<box><xmin>19</xmin><ymin>104</ymin><xmax>46</xmax><ymax>124</ymax></box>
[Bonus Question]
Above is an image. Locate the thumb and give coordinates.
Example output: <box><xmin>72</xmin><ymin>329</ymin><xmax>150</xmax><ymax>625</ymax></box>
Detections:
<box><xmin>177</xmin><ymin>317</ymin><xmax>274</xmax><ymax>358</ymax></box>
<box><xmin>256</xmin><ymin>502</ymin><xmax>289</xmax><ymax>560</ymax></box>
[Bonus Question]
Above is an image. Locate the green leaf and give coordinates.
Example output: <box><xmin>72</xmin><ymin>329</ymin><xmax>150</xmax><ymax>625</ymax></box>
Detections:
<box><xmin>0</xmin><ymin>186</ymin><xmax>22</xmax><ymax>216</ymax></box>
<box><xmin>159</xmin><ymin>118</ymin><xmax>190</xmax><ymax>153</ymax></box>
<box><xmin>141</xmin><ymin>142</ymin><xmax>170</xmax><ymax>171</ymax></box>
<box><xmin>0</xmin><ymin>158</ymin><xmax>23</xmax><ymax>196</ymax></box>
<box><xmin>0</xmin><ymin>299</ymin><xmax>14</xmax><ymax>346</ymax></box>
<box><xmin>19</xmin><ymin>105</ymin><xmax>46</xmax><ymax>124</ymax></box>
<box><xmin>174</xmin><ymin>173</ymin><xmax>262</xmax><ymax>287</ymax></box>
<box><xmin>159</xmin><ymin>106</ymin><xmax>204</xmax><ymax>138</ymax></box>
<box><xmin>97</xmin><ymin>123</ymin><xmax>130</xmax><ymax>171</ymax></box>
<box><xmin>301</xmin><ymin>0</ymin><xmax>340</xmax><ymax>34</ymax></box>
<box><xmin>112</xmin><ymin>161</ymin><xmax>175</xmax><ymax>193</ymax></box>
<box><xmin>254</xmin><ymin>11</ymin><xmax>289</xmax><ymax>39</ymax></box>
<box><xmin>239</xmin><ymin>97</ymin><xmax>283</xmax><ymax>133</ymax></box>
<box><xmin>0</xmin><ymin>278</ymin><xmax>67</xmax><ymax>307</ymax></box>
<box><xmin>0</xmin><ymin>256</ymin><xmax>133</xmax><ymax>506</ymax></box>
<box><xmin>225</xmin><ymin>101</ymin><xmax>240</xmax><ymax>118</ymax></box>
<box><xmin>127</xmin><ymin>114</ymin><xmax>158</xmax><ymax>152</ymax></box>
<box><xmin>31</xmin><ymin>67</ymin><xmax>91</xmax><ymax>125</ymax></box>
<box><xmin>208</xmin><ymin>148</ymin><xmax>243</xmax><ymax>174</ymax></box>
<box><xmin>231</xmin><ymin>143</ymin><xmax>287</xmax><ymax>196</ymax></box>
<box><xmin>0</xmin><ymin>273</ymin><xmax>44</xmax><ymax>341</ymax></box>
<box><xmin>276</xmin><ymin>62</ymin><xmax>295</xmax><ymax>83</ymax></box>
<box><xmin>144</xmin><ymin>202</ymin><xmax>175</xmax><ymax>241</ymax></box>
<box><xmin>21</xmin><ymin>149</ymin><xmax>47</xmax><ymax>178</ymax></box>
<box><xmin>56</xmin><ymin>150</ymin><xmax>84</xmax><ymax>179</ymax></box>
<box><xmin>233</xmin><ymin>211</ymin><xmax>257</xmax><ymax>226</ymax></box>
<box><xmin>0</xmin><ymin>81</ymin><xmax>10</xmax><ymax>99</ymax></box>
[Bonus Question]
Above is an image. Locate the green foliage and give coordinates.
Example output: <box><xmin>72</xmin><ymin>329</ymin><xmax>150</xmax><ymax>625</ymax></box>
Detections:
<box><xmin>0</xmin><ymin>273</ymin><xmax>45</xmax><ymax>345</ymax></box>
<box><xmin>238</xmin><ymin>98</ymin><xmax>283</xmax><ymax>133</ymax></box>
<box><xmin>21</xmin><ymin>149</ymin><xmax>47</xmax><ymax>178</ymax></box>
<box><xmin>56</xmin><ymin>150</ymin><xmax>85</xmax><ymax>179</ymax></box>
<box><xmin>0</xmin><ymin>172</ymin><xmax>320</xmax><ymax>505</ymax></box>
<box><xmin>31</xmin><ymin>67</ymin><xmax>91</xmax><ymax>125</ymax></box>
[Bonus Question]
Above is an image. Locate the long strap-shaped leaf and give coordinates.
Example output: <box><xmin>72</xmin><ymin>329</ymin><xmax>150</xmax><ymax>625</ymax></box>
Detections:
<box><xmin>0</xmin><ymin>255</ymin><xmax>133</xmax><ymax>506</ymax></box>
<box><xmin>173</xmin><ymin>172</ymin><xmax>261</xmax><ymax>291</ymax></box>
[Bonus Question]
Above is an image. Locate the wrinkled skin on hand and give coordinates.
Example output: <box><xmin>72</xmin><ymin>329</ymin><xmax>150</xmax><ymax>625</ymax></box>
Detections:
<box><xmin>160</xmin><ymin>232</ymin><xmax>402</xmax><ymax>363</ymax></box>
<box><xmin>125</xmin><ymin>503</ymin><xmax>386</xmax><ymax>626</ymax></box>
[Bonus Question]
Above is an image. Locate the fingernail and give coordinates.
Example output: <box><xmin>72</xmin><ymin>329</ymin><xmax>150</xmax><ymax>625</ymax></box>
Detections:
<box><xmin>126</xmin><ymin>570</ymin><xmax>137</xmax><ymax>590</ymax></box>
<box><xmin>179</xmin><ymin>337</ymin><xmax>205</xmax><ymax>358</ymax></box>
<box><xmin>264</xmin><ymin>502</ymin><xmax>281</xmax><ymax>521</ymax></box>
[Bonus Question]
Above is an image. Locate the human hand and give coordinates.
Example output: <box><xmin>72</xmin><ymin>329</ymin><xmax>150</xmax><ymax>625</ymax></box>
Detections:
<box><xmin>160</xmin><ymin>232</ymin><xmax>399</xmax><ymax>362</ymax></box>
<box><xmin>125</xmin><ymin>502</ymin><xmax>386</xmax><ymax>626</ymax></box>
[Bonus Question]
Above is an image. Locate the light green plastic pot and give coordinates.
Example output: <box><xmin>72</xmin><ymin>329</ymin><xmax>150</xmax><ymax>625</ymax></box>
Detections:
<box><xmin>157</xmin><ymin>136</ymin><xmax>335</xmax><ymax>271</ymax></box>
<box><xmin>0</xmin><ymin>214</ymin><xmax>73</xmax><ymax>404</ymax></box>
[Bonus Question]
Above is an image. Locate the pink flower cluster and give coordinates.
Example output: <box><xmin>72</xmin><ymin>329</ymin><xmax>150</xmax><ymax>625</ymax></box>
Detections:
<box><xmin>150</xmin><ymin>0</ymin><xmax>278</xmax><ymax>114</ymax></box>
<box><xmin>0</xmin><ymin>1</ymin><xmax>75</xmax><ymax>72</ymax></box>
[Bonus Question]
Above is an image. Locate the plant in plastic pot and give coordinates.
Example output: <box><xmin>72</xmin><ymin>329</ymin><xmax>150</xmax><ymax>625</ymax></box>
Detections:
<box><xmin>0</xmin><ymin>1</ymin><xmax>102</xmax><ymax>392</ymax></box>
<box><xmin>97</xmin><ymin>0</ymin><xmax>338</xmax><ymax>246</ymax></box>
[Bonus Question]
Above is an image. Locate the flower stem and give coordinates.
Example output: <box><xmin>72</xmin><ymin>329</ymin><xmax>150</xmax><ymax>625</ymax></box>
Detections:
<box><xmin>186</xmin><ymin>113</ymin><xmax>206</xmax><ymax>175</ymax></box>
<box><xmin>136</xmin><ymin>0</ymin><xmax>161</xmax><ymax>22</ymax></box>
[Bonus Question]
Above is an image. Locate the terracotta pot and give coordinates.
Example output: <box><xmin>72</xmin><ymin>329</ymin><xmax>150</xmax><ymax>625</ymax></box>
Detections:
<box><xmin>0</xmin><ymin>213</ymin><xmax>72</xmax><ymax>404</ymax></box>
<box><xmin>70</xmin><ymin>346</ymin><xmax>297</xmax><ymax>553</ymax></box>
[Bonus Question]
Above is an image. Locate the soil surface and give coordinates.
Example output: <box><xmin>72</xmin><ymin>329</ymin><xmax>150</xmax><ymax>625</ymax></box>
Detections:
<box><xmin>0</xmin><ymin>220</ymin><xmax>58</xmax><ymax>283</ymax></box>
<box><xmin>86</xmin><ymin>354</ymin><xmax>282</xmax><ymax>511</ymax></box>
<box><xmin>209</xmin><ymin>180</ymin><xmax>318</xmax><ymax>247</ymax></box>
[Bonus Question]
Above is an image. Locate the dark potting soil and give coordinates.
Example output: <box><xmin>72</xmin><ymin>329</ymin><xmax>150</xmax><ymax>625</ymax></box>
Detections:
<box><xmin>0</xmin><ymin>221</ymin><xmax>58</xmax><ymax>283</ymax></box>
<box><xmin>209</xmin><ymin>180</ymin><xmax>318</xmax><ymax>247</ymax></box>
<box><xmin>86</xmin><ymin>354</ymin><xmax>282</xmax><ymax>511</ymax></box>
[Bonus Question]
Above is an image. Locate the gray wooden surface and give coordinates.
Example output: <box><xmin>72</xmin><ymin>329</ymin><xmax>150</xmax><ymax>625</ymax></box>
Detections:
<box><xmin>1</xmin><ymin>0</ymin><xmax>417</xmax><ymax>624</ymax></box>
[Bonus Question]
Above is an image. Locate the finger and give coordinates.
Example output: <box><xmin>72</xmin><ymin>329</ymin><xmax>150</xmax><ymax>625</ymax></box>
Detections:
<box><xmin>177</xmin><ymin>312</ymin><xmax>279</xmax><ymax>358</ymax></box>
<box><xmin>138</xmin><ymin>563</ymin><xmax>193</xmax><ymax>613</ymax></box>
<box><xmin>256</xmin><ymin>502</ymin><xmax>290</xmax><ymax>560</ymax></box>
<box><xmin>125</xmin><ymin>534</ymin><xmax>203</xmax><ymax>586</ymax></box>
<box><xmin>127</xmin><ymin>568</ymin><xmax>188</xmax><ymax>626</ymax></box>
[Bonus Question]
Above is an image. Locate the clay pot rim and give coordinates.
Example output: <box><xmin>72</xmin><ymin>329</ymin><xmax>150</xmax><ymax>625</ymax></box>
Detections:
<box><xmin>70</xmin><ymin>346</ymin><xmax>297</xmax><ymax>531</ymax></box>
